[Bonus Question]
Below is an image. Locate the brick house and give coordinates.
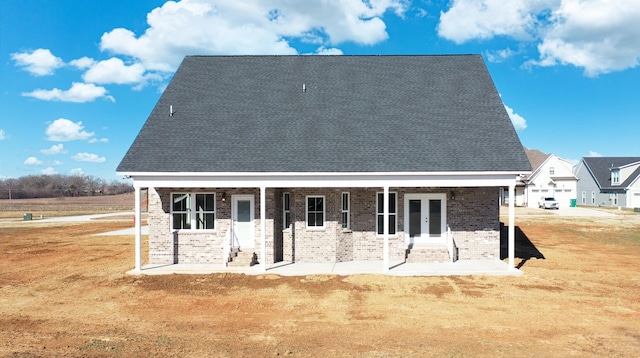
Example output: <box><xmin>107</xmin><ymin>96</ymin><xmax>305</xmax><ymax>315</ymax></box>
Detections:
<box><xmin>117</xmin><ymin>55</ymin><xmax>531</xmax><ymax>273</ymax></box>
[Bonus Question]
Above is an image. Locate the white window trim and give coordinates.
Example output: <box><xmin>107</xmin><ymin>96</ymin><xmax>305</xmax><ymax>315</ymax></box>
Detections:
<box><xmin>612</xmin><ymin>169</ymin><xmax>620</xmax><ymax>185</ymax></box>
<box><xmin>305</xmin><ymin>195</ymin><xmax>326</xmax><ymax>230</ymax></box>
<box><xmin>376</xmin><ymin>191</ymin><xmax>397</xmax><ymax>236</ymax></box>
<box><xmin>581</xmin><ymin>191</ymin><xmax>586</xmax><ymax>204</ymax></box>
<box><xmin>283</xmin><ymin>192</ymin><xmax>291</xmax><ymax>230</ymax></box>
<box><xmin>591</xmin><ymin>191</ymin><xmax>596</xmax><ymax>205</ymax></box>
<box><xmin>171</xmin><ymin>192</ymin><xmax>216</xmax><ymax>232</ymax></box>
<box><xmin>341</xmin><ymin>192</ymin><xmax>350</xmax><ymax>230</ymax></box>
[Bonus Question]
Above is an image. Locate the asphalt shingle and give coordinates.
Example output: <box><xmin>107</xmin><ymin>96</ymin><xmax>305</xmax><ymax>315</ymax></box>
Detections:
<box><xmin>117</xmin><ymin>55</ymin><xmax>531</xmax><ymax>173</ymax></box>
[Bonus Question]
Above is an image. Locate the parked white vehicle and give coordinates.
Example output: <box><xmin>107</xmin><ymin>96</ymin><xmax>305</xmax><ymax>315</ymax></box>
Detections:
<box><xmin>539</xmin><ymin>197</ymin><xmax>559</xmax><ymax>209</ymax></box>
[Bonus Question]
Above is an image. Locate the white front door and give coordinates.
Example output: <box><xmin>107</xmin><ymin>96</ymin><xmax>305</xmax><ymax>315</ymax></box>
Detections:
<box><xmin>232</xmin><ymin>195</ymin><xmax>254</xmax><ymax>248</ymax></box>
<box><xmin>404</xmin><ymin>194</ymin><xmax>446</xmax><ymax>244</ymax></box>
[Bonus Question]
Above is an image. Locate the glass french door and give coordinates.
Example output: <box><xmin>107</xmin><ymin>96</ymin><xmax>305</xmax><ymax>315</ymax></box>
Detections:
<box><xmin>405</xmin><ymin>194</ymin><xmax>446</xmax><ymax>244</ymax></box>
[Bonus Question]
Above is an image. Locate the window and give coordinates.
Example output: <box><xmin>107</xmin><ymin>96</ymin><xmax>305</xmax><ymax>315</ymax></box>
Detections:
<box><xmin>306</xmin><ymin>196</ymin><xmax>324</xmax><ymax>228</ymax></box>
<box><xmin>549</xmin><ymin>167</ymin><xmax>555</xmax><ymax>175</ymax></box>
<box><xmin>172</xmin><ymin>193</ymin><xmax>191</xmax><ymax>230</ymax></box>
<box><xmin>341</xmin><ymin>192</ymin><xmax>350</xmax><ymax>229</ymax></box>
<box><xmin>581</xmin><ymin>191</ymin><xmax>586</xmax><ymax>204</ymax></box>
<box><xmin>172</xmin><ymin>193</ymin><xmax>216</xmax><ymax>230</ymax></box>
<box><xmin>591</xmin><ymin>191</ymin><xmax>596</xmax><ymax>205</ymax></box>
<box><xmin>611</xmin><ymin>193</ymin><xmax>618</xmax><ymax>205</ymax></box>
<box><xmin>376</xmin><ymin>192</ymin><xmax>397</xmax><ymax>235</ymax></box>
<box><xmin>612</xmin><ymin>169</ymin><xmax>620</xmax><ymax>185</ymax></box>
<box><xmin>195</xmin><ymin>193</ymin><xmax>215</xmax><ymax>229</ymax></box>
<box><xmin>283</xmin><ymin>192</ymin><xmax>291</xmax><ymax>229</ymax></box>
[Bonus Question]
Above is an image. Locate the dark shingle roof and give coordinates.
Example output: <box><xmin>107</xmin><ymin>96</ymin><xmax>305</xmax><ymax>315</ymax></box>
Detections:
<box><xmin>582</xmin><ymin>157</ymin><xmax>640</xmax><ymax>189</ymax></box>
<box><xmin>117</xmin><ymin>55</ymin><xmax>531</xmax><ymax>173</ymax></box>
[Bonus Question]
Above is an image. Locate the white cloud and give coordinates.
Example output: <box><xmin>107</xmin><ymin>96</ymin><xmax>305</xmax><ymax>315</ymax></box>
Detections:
<box><xmin>72</xmin><ymin>152</ymin><xmax>106</xmax><ymax>163</ymax></box>
<box><xmin>24</xmin><ymin>157</ymin><xmax>44</xmax><ymax>165</ymax></box>
<box><xmin>70</xmin><ymin>56</ymin><xmax>96</xmax><ymax>69</ymax></box>
<box><xmin>486</xmin><ymin>48</ymin><xmax>517</xmax><ymax>63</ymax></box>
<box><xmin>504</xmin><ymin>104</ymin><xmax>527</xmax><ymax>131</ymax></box>
<box><xmin>588</xmin><ymin>151</ymin><xmax>603</xmax><ymax>157</ymax></box>
<box><xmin>88</xmin><ymin>138</ymin><xmax>109</xmax><ymax>144</ymax></box>
<box><xmin>70</xmin><ymin>168</ymin><xmax>85</xmax><ymax>175</ymax></box>
<box><xmin>40</xmin><ymin>144</ymin><xmax>68</xmax><ymax>155</ymax></box>
<box><xmin>50</xmin><ymin>160</ymin><xmax>64</xmax><ymax>166</ymax></box>
<box><xmin>46</xmin><ymin>118</ymin><xmax>95</xmax><ymax>142</ymax></box>
<box><xmin>0</xmin><ymin>129</ymin><xmax>6</xmax><ymax>140</ymax></box>
<box><xmin>41</xmin><ymin>167</ymin><xmax>57</xmax><ymax>175</ymax></box>
<box><xmin>11</xmin><ymin>48</ymin><xmax>64</xmax><ymax>76</ymax></box>
<box><xmin>100</xmin><ymin>0</ymin><xmax>408</xmax><ymax>72</ymax></box>
<box><xmin>438</xmin><ymin>0</ymin><xmax>546</xmax><ymax>43</ymax></box>
<box><xmin>82</xmin><ymin>58</ymin><xmax>146</xmax><ymax>85</ymax></box>
<box><xmin>22</xmin><ymin>82</ymin><xmax>115</xmax><ymax>103</ymax></box>
<box><xmin>314</xmin><ymin>46</ymin><xmax>344</xmax><ymax>55</ymax></box>
<box><xmin>438</xmin><ymin>0</ymin><xmax>640</xmax><ymax>76</ymax></box>
<box><xmin>531</xmin><ymin>0</ymin><xmax>640</xmax><ymax>76</ymax></box>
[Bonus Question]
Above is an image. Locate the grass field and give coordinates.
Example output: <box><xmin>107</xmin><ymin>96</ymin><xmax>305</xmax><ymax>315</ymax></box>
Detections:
<box><xmin>1</xmin><ymin>197</ymin><xmax>639</xmax><ymax>357</ymax></box>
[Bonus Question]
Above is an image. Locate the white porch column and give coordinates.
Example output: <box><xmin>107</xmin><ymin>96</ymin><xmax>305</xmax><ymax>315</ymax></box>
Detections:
<box><xmin>260</xmin><ymin>186</ymin><xmax>267</xmax><ymax>272</ymax></box>
<box><xmin>383</xmin><ymin>186</ymin><xmax>390</xmax><ymax>272</ymax></box>
<box><xmin>134</xmin><ymin>186</ymin><xmax>142</xmax><ymax>272</ymax></box>
<box><xmin>508</xmin><ymin>183</ymin><xmax>515</xmax><ymax>269</ymax></box>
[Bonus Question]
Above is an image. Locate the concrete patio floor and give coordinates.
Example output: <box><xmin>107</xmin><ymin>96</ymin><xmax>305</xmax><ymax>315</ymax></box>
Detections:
<box><xmin>129</xmin><ymin>259</ymin><xmax>521</xmax><ymax>277</ymax></box>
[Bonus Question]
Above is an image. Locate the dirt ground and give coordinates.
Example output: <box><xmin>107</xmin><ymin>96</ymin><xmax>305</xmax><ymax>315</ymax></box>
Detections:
<box><xmin>1</xmin><ymin>198</ymin><xmax>639</xmax><ymax>357</ymax></box>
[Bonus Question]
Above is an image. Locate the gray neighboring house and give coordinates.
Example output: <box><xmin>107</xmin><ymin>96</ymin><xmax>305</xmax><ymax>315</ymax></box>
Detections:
<box><xmin>117</xmin><ymin>55</ymin><xmax>531</xmax><ymax>273</ymax></box>
<box><xmin>575</xmin><ymin>157</ymin><xmax>640</xmax><ymax>208</ymax></box>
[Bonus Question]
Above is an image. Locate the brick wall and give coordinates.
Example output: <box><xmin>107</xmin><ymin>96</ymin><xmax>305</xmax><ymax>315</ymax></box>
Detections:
<box><xmin>146</xmin><ymin>186</ymin><xmax>500</xmax><ymax>265</ymax></box>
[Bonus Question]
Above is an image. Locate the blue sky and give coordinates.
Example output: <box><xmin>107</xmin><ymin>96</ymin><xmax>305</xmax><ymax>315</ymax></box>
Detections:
<box><xmin>1</xmin><ymin>0</ymin><xmax>639</xmax><ymax>181</ymax></box>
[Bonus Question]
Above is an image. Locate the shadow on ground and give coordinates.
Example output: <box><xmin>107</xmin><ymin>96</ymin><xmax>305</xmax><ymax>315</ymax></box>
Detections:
<box><xmin>500</xmin><ymin>223</ymin><xmax>545</xmax><ymax>269</ymax></box>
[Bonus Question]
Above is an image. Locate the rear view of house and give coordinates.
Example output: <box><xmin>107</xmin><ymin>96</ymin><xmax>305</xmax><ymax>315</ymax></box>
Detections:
<box><xmin>117</xmin><ymin>55</ymin><xmax>531</xmax><ymax>274</ymax></box>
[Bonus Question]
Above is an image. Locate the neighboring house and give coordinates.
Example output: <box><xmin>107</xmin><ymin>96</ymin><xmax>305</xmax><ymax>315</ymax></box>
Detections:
<box><xmin>575</xmin><ymin>157</ymin><xmax>640</xmax><ymax>208</ymax></box>
<box><xmin>501</xmin><ymin>149</ymin><xmax>577</xmax><ymax>208</ymax></box>
<box><xmin>523</xmin><ymin>150</ymin><xmax>577</xmax><ymax>208</ymax></box>
<box><xmin>117</xmin><ymin>55</ymin><xmax>531</xmax><ymax>273</ymax></box>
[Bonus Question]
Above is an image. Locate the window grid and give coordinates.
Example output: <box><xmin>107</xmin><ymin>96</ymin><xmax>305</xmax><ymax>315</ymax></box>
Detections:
<box><xmin>341</xmin><ymin>192</ymin><xmax>350</xmax><ymax>229</ymax></box>
<box><xmin>376</xmin><ymin>192</ymin><xmax>397</xmax><ymax>235</ymax></box>
<box><xmin>306</xmin><ymin>196</ymin><xmax>325</xmax><ymax>228</ymax></box>
<box><xmin>283</xmin><ymin>192</ymin><xmax>291</xmax><ymax>229</ymax></box>
<box><xmin>171</xmin><ymin>192</ymin><xmax>216</xmax><ymax>230</ymax></box>
<box><xmin>195</xmin><ymin>193</ymin><xmax>215</xmax><ymax>229</ymax></box>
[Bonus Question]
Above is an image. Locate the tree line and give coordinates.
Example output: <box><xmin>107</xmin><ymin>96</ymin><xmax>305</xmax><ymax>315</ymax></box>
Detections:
<box><xmin>0</xmin><ymin>174</ymin><xmax>134</xmax><ymax>199</ymax></box>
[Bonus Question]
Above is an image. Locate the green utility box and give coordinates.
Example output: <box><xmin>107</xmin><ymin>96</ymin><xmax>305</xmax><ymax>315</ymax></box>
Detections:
<box><xmin>23</xmin><ymin>213</ymin><xmax>32</xmax><ymax>221</ymax></box>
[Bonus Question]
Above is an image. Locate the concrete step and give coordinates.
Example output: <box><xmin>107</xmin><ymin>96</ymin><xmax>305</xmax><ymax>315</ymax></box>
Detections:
<box><xmin>227</xmin><ymin>250</ymin><xmax>258</xmax><ymax>267</ymax></box>
<box><xmin>406</xmin><ymin>244</ymin><xmax>450</xmax><ymax>263</ymax></box>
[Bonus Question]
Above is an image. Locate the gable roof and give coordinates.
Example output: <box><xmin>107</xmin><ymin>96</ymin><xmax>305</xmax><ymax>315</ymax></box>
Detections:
<box><xmin>117</xmin><ymin>55</ymin><xmax>531</xmax><ymax>174</ymax></box>
<box><xmin>581</xmin><ymin>157</ymin><xmax>640</xmax><ymax>189</ymax></box>
<box><xmin>524</xmin><ymin>148</ymin><xmax>550</xmax><ymax>172</ymax></box>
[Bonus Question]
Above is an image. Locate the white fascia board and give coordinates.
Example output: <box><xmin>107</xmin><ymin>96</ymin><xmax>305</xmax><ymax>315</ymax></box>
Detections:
<box><xmin>121</xmin><ymin>171</ymin><xmax>528</xmax><ymax>189</ymax></box>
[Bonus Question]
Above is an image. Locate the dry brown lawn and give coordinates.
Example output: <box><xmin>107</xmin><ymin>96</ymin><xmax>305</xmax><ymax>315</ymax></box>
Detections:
<box><xmin>1</xmin><ymin>198</ymin><xmax>639</xmax><ymax>357</ymax></box>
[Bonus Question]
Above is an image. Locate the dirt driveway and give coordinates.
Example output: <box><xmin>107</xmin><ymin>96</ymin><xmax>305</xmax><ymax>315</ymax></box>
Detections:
<box><xmin>1</xmin><ymin>207</ymin><xmax>639</xmax><ymax>357</ymax></box>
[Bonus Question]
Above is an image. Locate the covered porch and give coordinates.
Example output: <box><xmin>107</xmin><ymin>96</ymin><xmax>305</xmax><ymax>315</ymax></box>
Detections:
<box><xmin>128</xmin><ymin>171</ymin><xmax>521</xmax><ymax>275</ymax></box>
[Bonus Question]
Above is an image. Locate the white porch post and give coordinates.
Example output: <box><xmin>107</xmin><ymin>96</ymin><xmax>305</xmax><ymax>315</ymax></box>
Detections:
<box><xmin>508</xmin><ymin>183</ymin><xmax>516</xmax><ymax>269</ymax></box>
<box><xmin>383</xmin><ymin>186</ymin><xmax>390</xmax><ymax>272</ymax></box>
<box><xmin>134</xmin><ymin>185</ymin><xmax>142</xmax><ymax>272</ymax></box>
<box><xmin>260</xmin><ymin>186</ymin><xmax>267</xmax><ymax>272</ymax></box>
